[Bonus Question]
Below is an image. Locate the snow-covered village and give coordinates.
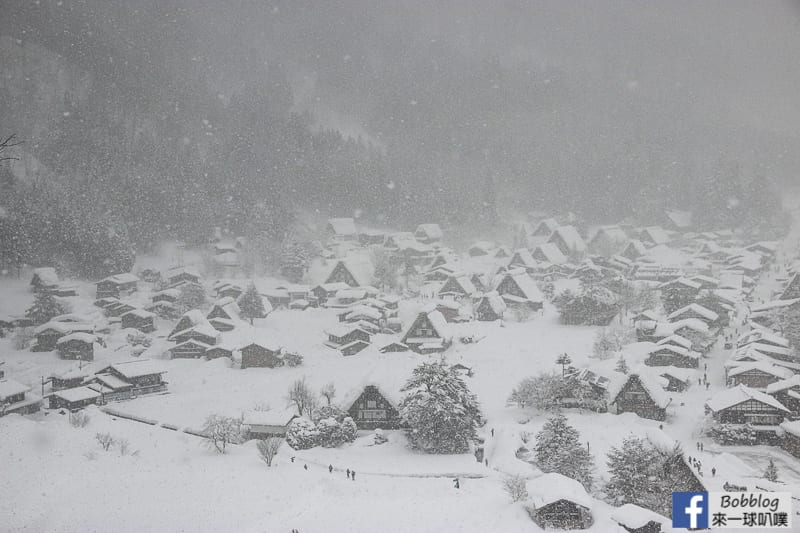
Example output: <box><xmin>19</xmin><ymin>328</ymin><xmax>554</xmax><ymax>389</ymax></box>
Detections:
<box><xmin>3</xmin><ymin>2</ymin><xmax>800</xmax><ymax>532</ymax></box>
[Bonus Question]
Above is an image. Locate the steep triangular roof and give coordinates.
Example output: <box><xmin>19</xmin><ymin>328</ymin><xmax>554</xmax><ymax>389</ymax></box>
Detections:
<box><xmin>706</xmin><ymin>385</ymin><xmax>790</xmax><ymax>413</ymax></box>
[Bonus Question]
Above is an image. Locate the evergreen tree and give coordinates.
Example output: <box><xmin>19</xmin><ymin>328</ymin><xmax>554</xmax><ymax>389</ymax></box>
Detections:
<box><xmin>606</xmin><ymin>435</ymin><xmax>661</xmax><ymax>505</ymax></box>
<box><xmin>237</xmin><ymin>283</ymin><xmax>266</xmax><ymax>325</ymax></box>
<box><xmin>400</xmin><ymin>361</ymin><xmax>482</xmax><ymax>454</ymax></box>
<box><xmin>555</xmin><ymin>353</ymin><xmax>572</xmax><ymax>377</ymax></box>
<box><xmin>279</xmin><ymin>241</ymin><xmax>309</xmax><ymax>283</ymax></box>
<box><xmin>176</xmin><ymin>282</ymin><xmax>206</xmax><ymax>314</ymax></box>
<box><xmin>764</xmin><ymin>459</ymin><xmax>779</xmax><ymax>482</ymax></box>
<box><xmin>533</xmin><ymin>413</ymin><xmax>594</xmax><ymax>489</ymax></box>
<box><xmin>25</xmin><ymin>291</ymin><xmax>66</xmax><ymax>325</ymax></box>
<box><xmin>615</xmin><ymin>355</ymin><xmax>629</xmax><ymax>374</ymax></box>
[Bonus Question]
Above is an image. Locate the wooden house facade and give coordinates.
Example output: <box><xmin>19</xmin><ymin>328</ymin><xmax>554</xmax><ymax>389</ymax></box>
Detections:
<box><xmin>400</xmin><ymin>309</ymin><xmax>451</xmax><ymax>353</ymax></box>
<box><xmin>240</xmin><ymin>343</ymin><xmax>281</xmax><ymax>369</ymax></box>
<box><xmin>56</xmin><ymin>334</ymin><xmax>95</xmax><ymax>361</ymax></box>
<box><xmin>347</xmin><ymin>385</ymin><xmax>402</xmax><ymax>430</ymax></box>
<box><xmin>609</xmin><ymin>373</ymin><xmax>669</xmax><ymax>421</ymax></box>
<box><xmin>121</xmin><ymin>310</ymin><xmax>156</xmax><ymax>333</ymax></box>
<box><xmin>48</xmin><ymin>386</ymin><xmax>102</xmax><ymax>411</ymax></box>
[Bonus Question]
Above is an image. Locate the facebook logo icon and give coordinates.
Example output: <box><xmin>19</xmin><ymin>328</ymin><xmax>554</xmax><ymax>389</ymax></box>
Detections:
<box><xmin>673</xmin><ymin>492</ymin><xmax>709</xmax><ymax>529</ymax></box>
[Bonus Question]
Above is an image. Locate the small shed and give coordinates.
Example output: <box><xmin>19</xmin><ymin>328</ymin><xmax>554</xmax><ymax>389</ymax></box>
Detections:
<box><xmin>242</xmin><ymin>408</ymin><xmax>299</xmax><ymax>439</ymax></box>
<box><xmin>49</xmin><ymin>386</ymin><xmax>102</xmax><ymax>410</ymax></box>
<box><xmin>240</xmin><ymin>342</ymin><xmax>281</xmax><ymax>369</ymax></box>
<box><xmin>121</xmin><ymin>309</ymin><xmax>156</xmax><ymax>333</ymax></box>
<box><xmin>611</xmin><ymin>504</ymin><xmax>668</xmax><ymax>533</ymax></box>
<box><xmin>525</xmin><ymin>473</ymin><xmax>593</xmax><ymax>530</ymax></box>
<box><xmin>56</xmin><ymin>333</ymin><xmax>96</xmax><ymax>361</ymax></box>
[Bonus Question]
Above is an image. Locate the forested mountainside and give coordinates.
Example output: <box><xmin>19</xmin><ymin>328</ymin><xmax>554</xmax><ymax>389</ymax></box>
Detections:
<box><xmin>0</xmin><ymin>0</ymin><xmax>795</xmax><ymax>277</ymax></box>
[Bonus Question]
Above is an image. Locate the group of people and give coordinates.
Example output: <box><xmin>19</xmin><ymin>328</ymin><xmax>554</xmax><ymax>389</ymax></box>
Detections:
<box><xmin>290</xmin><ymin>457</ymin><xmax>357</xmax><ymax>480</ymax></box>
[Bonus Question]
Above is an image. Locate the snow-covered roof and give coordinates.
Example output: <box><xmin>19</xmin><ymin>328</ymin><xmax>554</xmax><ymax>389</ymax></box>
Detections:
<box><xmin>727</xmin><ymin>361</ymin><xmax>794</xmax><ymax>380</ymax></box>
<box><xmin>315</xmin><ymin>282</ymin><xmax>351</xmax><ymax>293</ymax></box>
<box><xmin>750</xmin><ymin>298</ymin><xmax>800</xmax><ymax>314</ymax></box>
<box><xmin>105</xmin><ymin>359</ymin><xmax>166</xmax><ymax>379</ymax></box>
<box><xmin>495</xmin><ymin>270</ymin><xmax>543</xmax><ymax>303</ymax></box>
<box><xmin>657</xmin><ymin>366</ymin><xmax>696</xmax><ymax>382</ymax></box>
<box><xmin>780</xmin><ymin>420</ymin><xmax>800</xmax><ymax>439</ymax></box>
<box><xmin>326</xmin><ymin>324</ymin><xmax>371</xmax><ymax>339</ymax></box>
<box><xmin>659</xmin><ymin>277</ymin><xmax>701</xmax><ymax>290</ymax></box>
<box><xmin>550</xmin><ymin>225</ymin><xmax>586</xmax><ymax>252</ymax></box>
<box><xmin>478</xmin><ymin>291</ymin><xmax>507</xmax><ymax>315</ymax></box>
<box><xmin>737</xmin><ymin>329</ymin><xmax>790</xmax><ymax>349</ymax></box>
<box><xmin>171</xmin><ymin>339</ymin><xmax>214</xmax><ymax>351</ymax></box>
<box><xmin>34</xmin><ymin>321</ymin><xmax>94</xmax><ymax>336</ymax></box>
<box><xmin>611</xmin><ymin>503</ymin><xmax>668</xmax><ymax>529</ymax></box>
<box><xmin>340</xmin><ymin>256</ymin><xmax>375</xmax><ymax>287</ymax></box>
<box><xmin>533</xmin><ymin>243</ymin><xmax>567</xmax><ymax>264</ymax></box>
<box><xmin>328</xmin><ymin>217</ymin><xmax>357</xmax><ymax>236</ymax></box>
<box><xmin>706</xmin><ymin>385</ymin><xmax>790</xmax><ymax>413</ymax></box>
<box><xmin>164</xmin><ymin>265</ymin><xmax>201</xmax><ymax>280</ymax></box>
<box><xmin>53</xmin><ymin>386</ymin><xmax>101</xmax><ymax>403</ymax></box>
<box><xmin>665</xmin><ymin>210</ymin><xmax>693</xmax><ymax>229</ymax></box>
<box><xmin>153</xmin><ymin>288</ymin><xmax>181</xmax><ymax>299</ymax></box>
<box><xmin>345</xmin><ymin>305</ymin><xmax>383</xmax><ymax>321</ymax></box>
<box><xmin>0</xmin><ymin>379</ymin><xmax>29</xmax><ymax>400</ymax></box>
<box><xmin>527</xmin><ymin>473</ymin><xmax>593</xmax><ymax>510</ymax></box>
<box><xmin>590</xmin><ymin>225</ymin><xmax>628</xmax><ymax>244</ymax></box>
<box><xmin>32</xmin><ymin>267</ymin><xmax>59</xmax><ymax>285</ymax></box>
<box><xmin>90</xmin><ymin>373</ymin><xmax>133</xmax><ymax>390</ymax></box>
<box><xmin>100</xmin><ymin>273</ymin><xmax>139</xmax><ymax>285</ymax></box>
<box><xmin>415</xmin><ymin>223</ymin><xmax>443</xmax><ymax>240</ymax></box>
<box><xmin>52</xmin><ymin>313</ymin><xmax>94</xmax><ymax>323</ymax></box>
<box><xmin>56</xmin><ymin>332</ymin><xmax>97</xmax><ymax>345</ymax></box>
<box><xmin>335</xmin><ymin>288</ymin><xmax>368</xmax><ymax>300</ymax></box>
<box><xmin>640</xmin><ymin>226</ymin><xmax>671</xmax><ymax>245</ymax></box>
<box><xmin>668</xmin><ymin>303</ymin><xmax>719</xmax><ymax>323</ymax></box>
<box><xmin>608</xmin><ymin>371</ymin><xmax>671</xmax><ymax>409</ymax></box>
<box><xmin>766</xmin><ymin>375</ymin><xmax>800</xmax><ymax>395</ymax></box>
<box><xmin>670</xmin><ymin>318</ymin><xmax>709</xmax><ymax>334</ymax></box>
<box><xmin>508</xmin><ymin>248</ymin><xmax>536</xmax><ymax>268</ymax></box>
<box><xmin>242</xmin><ymin>407</ymin><xmax>298</xmax><ymax>427</ymax></box>
<box><xmin>122</xmin><ymin>309</ymin><xmax>156</xmax><ymax>320</ymax></box>
<box><xmin>656</xmin><ymin>335</ymin><xmax>693</xmax><ymax>350</ymax></box>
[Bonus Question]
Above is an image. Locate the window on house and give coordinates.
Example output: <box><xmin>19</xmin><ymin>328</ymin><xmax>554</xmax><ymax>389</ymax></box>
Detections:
<box><xmin>367</xmin><ymin>400</ymin><xmax>376</xmax><ymax>408</ymax></box>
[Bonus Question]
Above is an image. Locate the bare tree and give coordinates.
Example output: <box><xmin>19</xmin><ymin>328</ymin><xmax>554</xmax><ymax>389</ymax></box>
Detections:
<box><xmin>286</xmin><ymin>377</ymin><xmax>318</xmax><ymax>417</ymax></box>
<box><xmin>320</xmin><ymin>382</ymin><xmax>336</xmax><ymax>406</ymax></box>
<box><xmin>95</xmin><ymin>432</ymin><xmax>115</xmax><ymax>451</ymax></box>
<box><xmin>503</xmin><ymin>474</ymin><xmax>529</xmax><ymax>502</ymax></box>
<box><xmin>0</xmin><ymin>134</ymin><xmax>22</xmax><ymax>163</ymax></box>
<box><xmin>202</xmin><ymin>414</ymin><xmax>241</xmax><ymax>454</ymax></box>
<box><xmin>256</xmin><ymin>437</ymin><xmax>283</xmax><ymax>466</ymax></box>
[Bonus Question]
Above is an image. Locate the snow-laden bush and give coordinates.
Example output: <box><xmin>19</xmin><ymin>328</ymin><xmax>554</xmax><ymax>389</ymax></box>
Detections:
<box><xmin>317</xmin><ymin>417</ymin><xmax>345</xmax><ymax>448</ymax></box>
<box><xmin>282</xmin><ymin>351</ymin><xmax>303</xmax><ymax>367</ymax></box>
<box><xmin>373</xmin><ymin>428</ymin><xmax>388</xmax><ymax>445</ymax></box>
<box><xmin>503</xmin><ymin>474</ymin><xmax>529</xmax><ymax>502</ymax></box>
<box><xmin>311</xmin><ymin>405</ymin><xmax>346</xmax><ymax>424</ymax></box>
<box><xmin>342</xmin><ymin>417</ymin><xmax>358</xmax><ymax>443</ymax></box>
<box><xmin>285</xmin><ymin>417</ymin><xmax>319</xmax><ymax>450</ymax></box>
<box><xmin>708</xmin><ymin>423</ymin><xmax>757</xmax><ymax>445</ymax></box>
<box><xmin>126</xmin><ymin>331</ymin><xmax>152</xmax><ymax>347</ymax></box>
<box><xmin>592</xmin><ymin>326</ymin><xmax>635</xmax><ymax>360</ymax></box>
<box><xmin>69</xmin><ymin>411</ymin><xmax>91</xmax><ymax>428</ymax></box>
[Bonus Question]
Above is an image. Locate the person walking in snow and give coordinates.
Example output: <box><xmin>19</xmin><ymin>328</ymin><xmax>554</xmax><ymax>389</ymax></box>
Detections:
<box><xmin>291</xmin><ymin>456</ymin><xmax>295</xmax><ymax>463</ymax></box>
<box><xmin>700</xmin><ymin>442</ymin><xmax>704</xmax><ymax>452</ymax></box>
<box><xmin>706</xmin><ymin>382</ymin><xmax>710</xmax><ymax>390</ymax></box>
<box><xmin>304</xmin><ymin>464</ymin><xmax>308</xmax><ymax>471</ymax></box>
<box><xmin>712</xmin><ymin>467</ymin><xmax>716</xmax><ymax>477</ymax></box>
<box><xmin>346</xmin><ymin>469</ymin><xmax>351</xmax><ymax>479</ymax></box>
<box><xmin>453</xmin><ymin>478</ymin><xmax>460</xmax><ymax>489</ymax></box>
<box><xmin>696</xmin><ymin>442</ymin><xmax>700</xmax><ymax>451</ymax></box>
<box><xmin>351</xmin><ymin>471</ymin><xmax>356</xmax><ymax>481</ymax></box>
<box><xmin>329</xmin><ymin>464</ymin><xmax>333</xmax><ymax>474</ymax></box>
<box><xmin>485</xmin><ymin>459</ymin><xmax>489</xmax><ymax>467</ymax></box>
<box><xmin>491</xmin><ymin>428</ymin><xmax>495</xmax><ymax>437</ymax></box>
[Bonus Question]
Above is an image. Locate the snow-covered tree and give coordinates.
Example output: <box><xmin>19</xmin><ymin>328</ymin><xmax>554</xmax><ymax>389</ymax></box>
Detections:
<box><xmin>256</xmin><ymin>437</ymin><xmax>282</xmax><ymax>466</ymax></box>
<box><xmin>286</xmin><ymin>377</ymin><xmax>318</xmax><ymax>417</ymax></box>
<box><xmin>317</xmin><ymin>417</ymin><xmax>345</xmax><ymax>447</ymax></box>
<box><xmin>533</xmin><ymin>413</ymin><xmax>594</xmax><ymax>489</ymax></box>
<box><xmin>341</xmin><ymin>416</ymin><xmax>358</xmax><ymax>443</ymax></box>
<box><xmin>553</xmin><ymin>283</ymin><xmax>620</xmax><ymax>325</ymax></box>
<box><xmin>371</xmin><ymin>248</ymin><xmax>398</xmax><ymax>290</ymax></box>
<box><xmin>285</xmin><ymin>417</ymin><xmax>319</xmax><ymax>450</ymax></box>
<box><xmin>615</xmin><ymin>355</ymin><xmax>629</xmax><ymax>374</ymax></box>
<box><xmin>25</xmin><ymin>291</ymin><xmax>66</xmax><ymax>325</ymax></box>
<box><xmin>709</xmin><ymin>423</ymin><xmax>757</xmax><ymax>445</ymax></box>
<box><xmin>593</xmin><ymin>326</ymin><xmax>635</xmax><ymax>360</ymax></box>
<box><xmin>320</xmin><ymin>382</ymin><xmax>337</xmax><ymax>406</ymax></box>
<box><xmin>606</xmin><ymin>435</ymin><xmax>660</xmax><ymax>505</ymax></box>
<box><xmin>509</xmin><ymin>372</ymin><xmax>597</xmax><ymax>412</ymax></box>
<box><xmin>399</xmin><ymin>361</ymin><xmax>483</xmax><ymax>454</ymax></box>
<box><xmin>769</xmin><ymin>305</ymin><xmax>800</xmax><ymax>351</ymax></box>
<box><xmin>764</xmin><ymin>459</ymin><xmax>779</xmax><ymax>482</ymax></box>
<box><xmin>237</xmin><ymin>283</ymin><xmax>266</xmax><ymax>325</ymax></box>
<box><xmin>311</xmin><ymin>404</ymin><xmax>346</xmax><ymax>424</ymax></box>
<box><xmin>202</xmin><ymin>414</ymin><xmax>241</xmax><ymax>454</ymax></box>
<box><xmin>503</xmin><ymin>474</ymin><xmax>529</xmax><ymax>502</ymax></box>
<box><xmin>176</xmin><ymin>282</ymin><xmax>206</xmax><ymax>314</ymax></box>
<box><xmin>279</xmin><ymin>241</ymin><xmax>309</xmax><ymax>283</ymax></box>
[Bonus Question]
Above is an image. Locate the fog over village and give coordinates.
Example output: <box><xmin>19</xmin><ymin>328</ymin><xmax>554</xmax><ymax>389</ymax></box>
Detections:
<box><xmin>2</xmin><ymin>2</ymin><xmax>800</xmax><ymax>532</ymax></box>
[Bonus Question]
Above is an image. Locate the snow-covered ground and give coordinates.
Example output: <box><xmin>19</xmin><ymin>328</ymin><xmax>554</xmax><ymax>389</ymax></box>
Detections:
<box><xmin>3</xmin><ymin>208</ymin><xmax>800</xmax><ymax>531</ymax></box>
